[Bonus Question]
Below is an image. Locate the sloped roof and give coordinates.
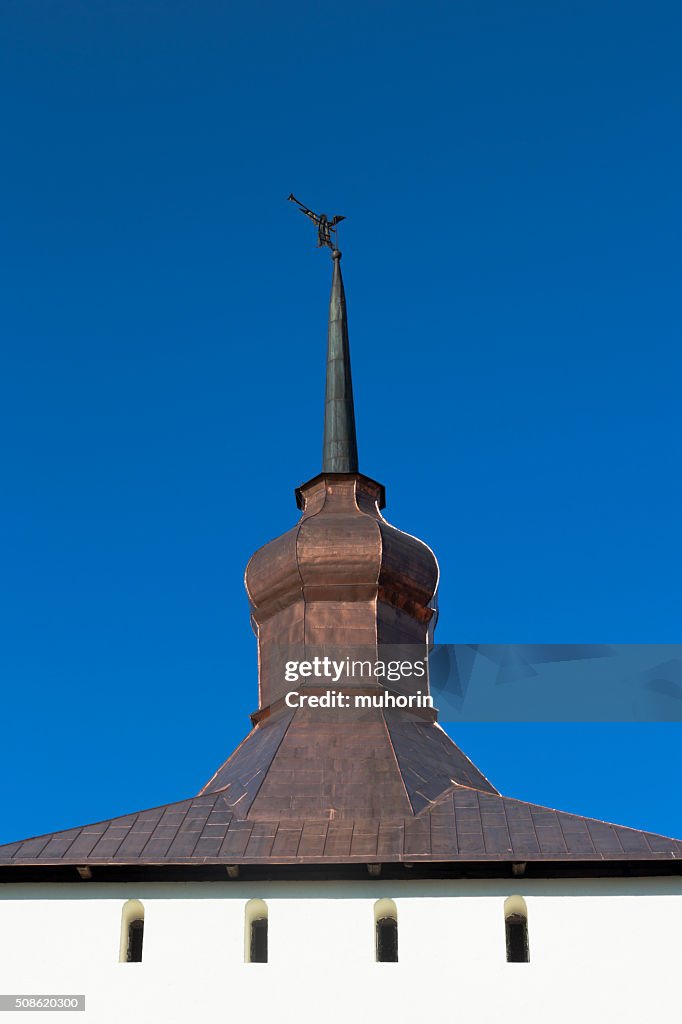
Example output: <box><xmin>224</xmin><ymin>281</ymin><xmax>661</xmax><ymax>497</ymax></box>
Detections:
<box><xmin>197</xmin><ymin>708</ymin><xmax>498</xmax><ymax>819</ymax></box>
<box><xmin>1</xmin><ymin>708</ymin><xmax>680</xmax><ymax>870</ymax></box>
<box><xmin>2</xmin><ymin>783</ymin><xmax>681</xmax><ymax>868</ymax></box>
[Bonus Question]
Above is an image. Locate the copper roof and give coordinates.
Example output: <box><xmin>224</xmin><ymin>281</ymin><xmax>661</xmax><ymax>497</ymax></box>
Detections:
<box><xmin>1</xmin><ymin>705</ymin><xmax>680</xmax><ymax>870</ymax></box>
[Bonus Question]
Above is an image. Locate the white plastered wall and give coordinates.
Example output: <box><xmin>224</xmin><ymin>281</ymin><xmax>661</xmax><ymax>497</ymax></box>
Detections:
<box><xmin>0</xmin><ymin>876</ymin><xmax>679</xmax><ymax>1023</ymax></box>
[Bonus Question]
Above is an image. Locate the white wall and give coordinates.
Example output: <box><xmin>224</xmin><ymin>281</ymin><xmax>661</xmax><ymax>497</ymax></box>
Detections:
<box><xmin>0</xmin><ymin>876</ymin><xmax>679</xmax><ymax>1022</ymax></box>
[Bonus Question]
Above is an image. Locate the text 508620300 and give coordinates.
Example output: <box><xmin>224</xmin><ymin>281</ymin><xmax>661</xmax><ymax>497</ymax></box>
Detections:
<box><xmin>0</xmin><ymin>996</ymin><xmax>85</xmax><ymax>1012</ymax></box>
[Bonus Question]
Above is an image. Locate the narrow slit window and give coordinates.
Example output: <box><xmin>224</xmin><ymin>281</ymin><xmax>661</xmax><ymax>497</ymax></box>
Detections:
<box><xmin>374</xmin><ymin>898</ymin><xmax>398</xmax><ymax>962</ymax></box>
<box><xmin>244</xmin><ymin>899</ymin><xmax>268</xmax><ymax>963</ymax></box>
<box><xmin>127</xmin><ymin>919</ymin><xmax>144</xmax><ymax>963</ymax></box>
<box><xmin>119</xmin><ymin>899</ymin><xmax>145</xmax><ymax>964</ymax></box>
<box><xmin>504</xmin><ymin>895</ymin><xmax>529</xmax><ymax>963</ymax></box>
<box><xmin>250</xmin><ymin>917</ymin><xmax>268</xmax><ymax>963</ymax></box>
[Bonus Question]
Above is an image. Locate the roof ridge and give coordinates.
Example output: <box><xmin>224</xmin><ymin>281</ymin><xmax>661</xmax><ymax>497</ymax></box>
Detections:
<box><xmin>433</xmin><ymin>722</ymin><xmax>500</xmax><ymax>795</ymax></box>
<box><xmin>414</xmin><ymin>779</ymin><xmax>503</xmax><ymax>817</ymax></box>
<box><xmin>380</xmin><ymin>707</ymin><xmax>416</xmax><ymax>815</ymax></box>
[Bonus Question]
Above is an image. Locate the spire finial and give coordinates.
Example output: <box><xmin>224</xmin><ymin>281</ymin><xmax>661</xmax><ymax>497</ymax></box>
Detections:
<box><xmin>288</xmin><ymin>194</ymin><xmax>358</xmax><ymax>474</ymax></box>
<box><xmin>287</xmin><ymin>193</ymin><xmax>345</xmax><ymax>252</ymax></box>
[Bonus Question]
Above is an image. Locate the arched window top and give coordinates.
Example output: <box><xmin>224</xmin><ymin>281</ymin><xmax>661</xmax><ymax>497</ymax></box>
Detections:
<box><xmin>374</xmin><ymin>898</ymin><xmax>397</xmax><ymax>924</ymax></box>
<box><xmin>119</xmin><ymin>899</ymin><xmax>145</xmax><ymax>963</ymax></box>
<box><xmin>245</xmin><ymin>898</ymin><xmax>268</xmax><ymax>963</ymax></box>
<box><xmin>504</xmin><ymin>895</ymin><xmax>529</xmax><ymax>963</ymax></box>
<box><xmin>374</xmin><ymin>898</ymin><xmax>398</xmax><ymax>962</ymax></box>
<box><xmin>504</xmin><ymin>894</ymin><xmax>527</xmax><ymax>920</ymax></box>
<box><xmin>245</xmin><ymin>898</ymin><xmax>268</xmax><ymax>922</ymax></box>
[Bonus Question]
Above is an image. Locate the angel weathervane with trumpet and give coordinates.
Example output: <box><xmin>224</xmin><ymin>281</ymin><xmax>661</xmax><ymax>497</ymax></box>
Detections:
<box><xmin>288</xmin><ymin>193</ymin><xmax>345</xmax><ymax>252</ymax></box>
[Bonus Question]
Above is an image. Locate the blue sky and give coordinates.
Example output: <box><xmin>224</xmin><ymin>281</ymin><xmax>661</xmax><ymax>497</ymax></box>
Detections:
<box><xmin>1</xmin><ymin>0</ymin><xmax>680</xmax><ymax>845</ymax></box>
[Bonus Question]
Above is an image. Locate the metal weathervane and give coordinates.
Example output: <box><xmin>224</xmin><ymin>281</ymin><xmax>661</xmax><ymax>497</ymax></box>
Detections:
<box><xmin>288</xmin><ymin>193</ymin><xmax>345</xmax><ymax>252</ymax></box>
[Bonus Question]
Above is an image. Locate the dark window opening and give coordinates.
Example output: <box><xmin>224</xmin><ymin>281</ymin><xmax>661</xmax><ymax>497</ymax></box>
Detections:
<box><xmin>127</xmin><ymin>919</ymin><xmax>144</xmax><ymax>963</ymax></box>
<box><xmin>505</xmin><ymin>913</ymin><xmax>529</xmax><ymax>963</ymax></box>
<box><xmin>376</xmin><ymin>917</ymin><xmax>398</xmax><ymax>962</ymax></box>
<box><xmin>250</xmin><ymin>917</ymin><xmax>268</xmax><ymax>963</ymax></box>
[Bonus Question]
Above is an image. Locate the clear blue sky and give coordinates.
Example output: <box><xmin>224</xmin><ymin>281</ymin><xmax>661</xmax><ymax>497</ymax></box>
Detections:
<box><xmin>1</xmin><ymin>1</ymin><xmax>680</xmax><ymax>845</ymax></box>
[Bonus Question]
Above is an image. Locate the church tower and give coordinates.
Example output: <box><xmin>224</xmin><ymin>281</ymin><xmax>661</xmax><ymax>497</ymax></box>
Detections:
<box><xmin>0</xmin><ymin>238</ymin><xmax>680</xmax><ymax>1023</ymax></box>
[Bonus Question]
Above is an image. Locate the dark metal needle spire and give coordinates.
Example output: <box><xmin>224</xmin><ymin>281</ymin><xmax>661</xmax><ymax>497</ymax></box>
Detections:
<box><xmin>288</xmin><ymin>194</ymin><xmax>358</xmax><ymax>473</ymax></box>
<box><xmin>323</xmin><ymin>249</ymin><xmax>358</xmax><ymax>473</ymax></box>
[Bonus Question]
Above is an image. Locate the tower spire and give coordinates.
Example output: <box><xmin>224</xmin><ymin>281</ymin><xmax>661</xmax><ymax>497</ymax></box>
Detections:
<box><xmin>287</xmin><ymin>195</ymin><xmax>358</xmax><ymax>474</ymax></box>
<box><xmin>323</xmin><ymin>249</ymin><xmax>358</xmax><ymax>473</ymax></box>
